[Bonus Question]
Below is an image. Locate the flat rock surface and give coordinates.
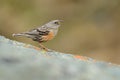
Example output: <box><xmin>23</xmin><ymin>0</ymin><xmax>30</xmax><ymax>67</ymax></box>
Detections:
<box><xmin>0</xmin><ymin>35</ymin><xmax>120</xmax><ymax>80</ymax></box>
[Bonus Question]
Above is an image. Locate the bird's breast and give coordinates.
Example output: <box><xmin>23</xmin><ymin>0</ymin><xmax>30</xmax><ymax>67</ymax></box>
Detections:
<box><xmin>41</xmin><ymin>31</ymin><xmax>55</xmax><ymax>41</ymax></box>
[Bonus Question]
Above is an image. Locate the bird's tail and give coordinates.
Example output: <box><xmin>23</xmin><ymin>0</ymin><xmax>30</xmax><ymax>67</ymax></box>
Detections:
<box><xmin>12</xmin><ymin>33</ymin><xmax>31</xmax><ymax>38</ymax></box>
<box><xmin>13</xmin><ymin>33</ymin><xmax>22</xmax><ymax>37</ymax></box>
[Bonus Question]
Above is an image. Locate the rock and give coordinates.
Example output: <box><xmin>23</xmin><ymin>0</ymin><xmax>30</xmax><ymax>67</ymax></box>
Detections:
<box><xmin>0</xmin><ymin>35</ymin><xmax>120</xmax><ymax>80</ymax></box>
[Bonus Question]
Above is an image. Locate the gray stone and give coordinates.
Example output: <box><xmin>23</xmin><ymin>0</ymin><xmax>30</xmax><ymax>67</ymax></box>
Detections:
<box><xmin>0</xmin><ymin>35</ymin><xmax>120</xmax><ymax>80</ymax></box>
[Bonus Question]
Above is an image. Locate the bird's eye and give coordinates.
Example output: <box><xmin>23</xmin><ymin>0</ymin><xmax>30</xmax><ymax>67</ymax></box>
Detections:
<box><xmin>54</xmin><ymin>22</ymin><xmax>59</xmax><ymax>25</ymax></box>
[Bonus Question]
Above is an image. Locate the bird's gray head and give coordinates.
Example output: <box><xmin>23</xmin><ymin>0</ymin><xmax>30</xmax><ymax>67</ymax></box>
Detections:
<box><xmin>46</xmin><ymin>20</ymin><xmax>63</xmax><ymax>29</ymax></box>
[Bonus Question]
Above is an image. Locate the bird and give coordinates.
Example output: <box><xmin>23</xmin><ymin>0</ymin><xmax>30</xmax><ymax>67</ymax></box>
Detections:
<box><xmin>12</xmin><ymin>20</ymin><xmax>63</xmax><ymax>51</ymax></box>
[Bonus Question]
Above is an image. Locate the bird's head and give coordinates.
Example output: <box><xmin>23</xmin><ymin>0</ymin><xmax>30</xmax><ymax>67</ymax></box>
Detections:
<box><xmin>46</xmin><ymin>20</ymin><xmax>63</xmax><ymax>29</ymax></box>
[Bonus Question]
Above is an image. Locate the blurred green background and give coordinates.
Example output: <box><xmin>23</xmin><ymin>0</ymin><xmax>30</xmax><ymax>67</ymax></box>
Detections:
<box><xmin>0</xmin><ymin>0</ymin><xmax>120</xmax><ymax>64</ymax></box>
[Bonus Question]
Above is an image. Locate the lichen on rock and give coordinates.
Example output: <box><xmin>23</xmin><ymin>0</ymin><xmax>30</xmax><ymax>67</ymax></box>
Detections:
<box><xmin>0</xmin><ymin>35</ymin><xmax>120</xmax><ymax>80</ymax></box>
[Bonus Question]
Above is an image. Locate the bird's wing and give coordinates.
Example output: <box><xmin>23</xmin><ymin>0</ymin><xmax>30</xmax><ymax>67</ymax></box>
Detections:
<box><xmin>25</xmin><ymin>25</ymin><xmax>50</xmax><ymax>36</ymax></box>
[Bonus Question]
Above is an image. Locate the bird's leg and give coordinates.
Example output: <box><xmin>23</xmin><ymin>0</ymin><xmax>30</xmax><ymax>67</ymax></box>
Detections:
<box><xmin>39</xmin><ymin>43</ymin><xmax>49</xmax><ymax>51</ymax></box>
